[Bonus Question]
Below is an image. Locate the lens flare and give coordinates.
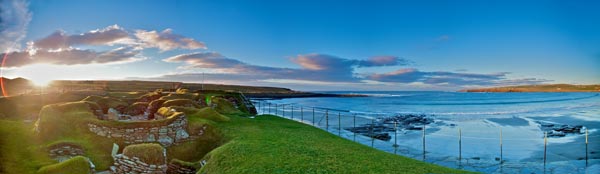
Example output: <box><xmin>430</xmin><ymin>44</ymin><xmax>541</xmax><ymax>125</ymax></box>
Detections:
<box><xmin>1</xmin><ymin>52</ymin><xmax>8</xmax><ymax>97</ymax></box>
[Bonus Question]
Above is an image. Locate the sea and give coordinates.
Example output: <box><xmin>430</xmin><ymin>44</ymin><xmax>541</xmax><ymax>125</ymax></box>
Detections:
<box><xmin>256</xmin><ymin>91</ymin><xmax>600</xmax><ymax>174</ymax></box>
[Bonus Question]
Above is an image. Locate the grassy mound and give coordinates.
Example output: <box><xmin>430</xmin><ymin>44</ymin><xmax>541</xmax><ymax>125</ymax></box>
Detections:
<box><xmin>162</xmin><ymin>99</ymin><xmax>203</xmax><ymax>108</ymax></box>
<box><xmin>211</xmin><ymin>97</ymin><xmax>240</xmax><ymax>115</ymax></box>
<box><xmin>33</xmin><ymin>102</ymin><xmax>126</xmax><ymax>170</ymax></box>
<box><xmin>122</xmin><ymin>143</ymin><xmax>165</xmax><ymax>165</ymax></box>
<box><xmin>199</xmin><ymin>115</ymin><xmax>471</xmax><ymax>174</ymax></box>
<box><xmin>81</xmin><ymin>95</ymin><xmax>127</xmax><ymax>113</ymax></box>
<box><xmin>160</xmin><ymin>93</ymin><xmax>201</xmax><ymax>101</ymax></box>
<box><xmin>172</xmin><ymin>107</ymin><xmax>230</xmax><ymax>122</ymax></box>
<box><xmin>37</xmin><ymin>156</ymin><xmax>91</xmax><ymax>174</ymax></box>
<box><xmin>35</xmin><ymin>102</ymin><xmax>98</xmax><ymax>141</ymax></box>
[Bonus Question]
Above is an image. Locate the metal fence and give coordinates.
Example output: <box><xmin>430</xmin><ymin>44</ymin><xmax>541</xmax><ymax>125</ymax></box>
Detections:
<box><xmin>251</xmin><ymin>100</ymin><xmax>597</xmax><ymax>173</ymax></box>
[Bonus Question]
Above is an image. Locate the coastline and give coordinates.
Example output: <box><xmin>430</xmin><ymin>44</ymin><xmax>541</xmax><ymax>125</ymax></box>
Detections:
<box><xmin>244</xmin><ymin>92</ymin><xmax>367</xmax><ymax>99</ymax></box>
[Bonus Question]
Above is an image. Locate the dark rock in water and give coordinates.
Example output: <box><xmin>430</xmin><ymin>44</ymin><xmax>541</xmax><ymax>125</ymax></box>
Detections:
<box><xmin>547</xmin><ymin>130</ymin><xmax>566</xmax><ymax>137</ymax></box>
<box><xmin>345</xmin><ymin>113</ymin><xmax>435</xmax><ymax>141</ymax></box>
<box><xmin>406</xmin><ymin>126</ymin><xmax>423</xmax><ymax>130</ymax></box>
<box><xmin>537</xmin><ymin>121</ymin><xmax>584</xmax><ymax>138</ymax></box>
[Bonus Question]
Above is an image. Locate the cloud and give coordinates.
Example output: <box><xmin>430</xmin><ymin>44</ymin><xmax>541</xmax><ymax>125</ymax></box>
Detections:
<box><xmin>436</xmin><ymin>35</ymin><xmax>450</xmax><ymax>42</ymax></box>
<box><xmin>2</xmin><ymin>47</ymin><xmax>145</xmax><ymax>68</ymax></box>
<box><xmin>32</xmin><ymin>25</ymin><xmax>130</xmax><ymax>50</ymax></box>
<box><xmin>356</xmin><ymin>56</ymin><xmax>410</xmax><ymax>67</ymax></box>
<box><xmin>367</xmin><ymin>68</ymin><xmax>549</xmax><ymax>86</ymax></box>
<box><xmin>134</xmin><ymin>29</ymin><xmax>206</xmax><ymax>51</ymax></box>
<box><xmin>0</xmin><ymin>0</ymin><xmax>32</xmax><ymax>52</ymax></box>
<box><xmin>163</xmin><ymin>52</ymin><xmax>244</xmax><ymax>69</ymax></box>
<box><xmin>163</xmin><ymin>53</ymin><xmax>408</xmax><ymax>82</ymax></box>
<box><xmin>162</xmin><ymin>52</ymin><xmax>550</xmax><ymax>87</ymax></box>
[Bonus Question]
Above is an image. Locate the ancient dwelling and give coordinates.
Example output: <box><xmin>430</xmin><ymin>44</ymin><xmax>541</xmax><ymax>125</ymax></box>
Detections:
<box><xmin>81</xmin><ymin>90</ymin><xmax>253</xmax><ymax>173</ymax></box>
<box><xmin>111</xmin><ymin>143</ymin><xmax>168</xmax><ymax>174</ymax></box>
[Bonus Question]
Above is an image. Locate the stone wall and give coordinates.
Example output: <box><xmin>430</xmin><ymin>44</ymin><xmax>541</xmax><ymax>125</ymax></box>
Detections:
<box><xmin>111</xmin><ymin>154</ymin><xmax>167</xmax><ymax>174</ymax></box>
<box><xmin>87</xmin><ymin>115</ymin><xmax>190</xmax><ymax>146</ymax></box>
<box><xmin>48</xmin><ymin>144</ymin><xmax>85</xmax><ymax>162</ymax></box>
<box><xmin>166</xmin><ymin>161</ymin><xmax>197</xmax><ymax>174</ymax></box>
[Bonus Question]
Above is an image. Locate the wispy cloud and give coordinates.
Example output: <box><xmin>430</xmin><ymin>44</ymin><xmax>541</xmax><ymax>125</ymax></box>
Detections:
<box><xmin>155</xmin><ymin>52</ymin><xmax>550</xmax><ymax>88</ymax></box>
<box><xmin>32</xmin><ymin>25</ymin><xmax>130</xmax><ymax>50</ymax></box>
<box><xmin>0</xmin><ymin>0</ymin><xmax>32</xmax><ymax>52</ymax></box>
<box><xmin>134</xmin><ymin>28</ymin><xmax>206</xmax><ymax>51</ymax></box>
<box><xmin>163</xmin><ymin>52</ymin><xmax>408</xmax><ymax>82</ymax></box>
<box><xmin>3</xmin><ymin>47</ymin><xmax>145</xmax><ymax>68</ymax></box>
<box><xmin>367</xmin><ymin>68</ymin><xmax>550</xmax><ymax>86</ymax></box>
<box><xmin>3</xmin><ymin>24</ymin><xmax>210</xmax><ymax>68</ymax></box>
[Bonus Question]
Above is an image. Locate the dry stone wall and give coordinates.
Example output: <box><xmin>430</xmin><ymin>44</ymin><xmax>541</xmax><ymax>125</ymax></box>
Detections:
<box><xmin>166</xmin><ymin>162</ymin><xmax>197</xmax><ymax>174</ymax></box>
<box><xmin>87</xmin><ymin>115</ymin><xmax>190</xmax><ymax>146</ymax></box>
<box><xmin>111</xmin><ymin>154</ymin><xmax>167</xmax><ymax>174</ymax></box>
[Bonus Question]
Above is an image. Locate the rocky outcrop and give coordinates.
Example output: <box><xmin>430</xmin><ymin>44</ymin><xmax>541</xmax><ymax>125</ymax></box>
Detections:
<box><xmin>87</xmin><ymin>115</ymin><xmax>190</xmax><ymax>146</ymax></box>
<box><xmin>111</xmin><ymin>154</ymin><xmax>167</xmax><ymax>174</ymax></box>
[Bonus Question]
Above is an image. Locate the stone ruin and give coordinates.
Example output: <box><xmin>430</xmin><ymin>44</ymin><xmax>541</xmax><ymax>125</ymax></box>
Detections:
<box><xmin>111</xmin><ymin>144</ymin><xmax>168</xmax><ymax>174</ymax></box>
<box><xmin>87</xmin><ymin>114</ymin><xmax>190</xmax><ymax>147</ymax></box>
<box><xmin>47</xmin><ymin>143</ymin><xmax>96</xmax><ymax>173</ymax></box>
<box><xmin>48</xmin><ymin>143</ymin><xmax>86</xmax><ymax>162</ymax></box>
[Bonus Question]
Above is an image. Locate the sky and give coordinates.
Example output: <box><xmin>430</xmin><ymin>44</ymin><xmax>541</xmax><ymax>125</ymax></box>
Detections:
<box><xmin>1</xmin><ymin>0</ymin><xmax>599</xmax><ymax>91</ymax></box>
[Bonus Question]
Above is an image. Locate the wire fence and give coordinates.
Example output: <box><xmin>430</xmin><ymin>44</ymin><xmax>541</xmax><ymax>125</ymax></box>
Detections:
<box><xmin>251</xmin><ymin>100</ymin><xmax>597</xmax><ymax>173</ymax></box>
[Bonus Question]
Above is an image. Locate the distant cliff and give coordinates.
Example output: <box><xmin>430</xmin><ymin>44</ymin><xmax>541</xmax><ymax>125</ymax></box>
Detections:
<box><xmin>0</xmin><ymin>78</ymin><xmax>363</xmax><ymax>98</ymax></box>
<box><xmin>461</xmin><ymin>84</ymin><xmax>600</xmax><ymax>92</ymax></box>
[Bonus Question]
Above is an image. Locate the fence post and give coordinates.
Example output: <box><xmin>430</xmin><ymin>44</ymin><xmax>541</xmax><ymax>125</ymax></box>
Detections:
<box><xmin>291</xmin><ymin>105</ymin><xmax>294</xmax><ymax>120</ymax></box>
<box><xmin>338</xmin><ymin>112</ymin><xmax>341</xmax><ymax>136</ymax></box>
<box><xmin>500</xmin><ymin>127</ymin><xmax>503</xmax><ymax>164</ymax></box>
<box><xmin>423</xmin><ymin>124</ymin><xmax>426</xmax><ymax>161</ymax></box>
<box><xmin>544</xmin><ymin>132</ymin><xmax>547</xmax><ymax>166</ymax></box>
<box><xmin>300</xmin><ymin>107</ymin><xmax>303</xmax><ymax>121</ymax></box>
<box><xmin>325</xmin><ymin>109</ymin><xmax>329</xmax><ymax>130</ymax></box>
<box><xmin>282</xmin><ymin>104</ymin><xmax>285</xmax><ymax>117</ymax></box>
<box><xmin>394</xmin><ymin>121</ymin><xmax>398</xmax><ymax>147</ymax></box>
<box><xmin>586</xmin><ymin>129</ymin><xmax>588</xmax><ymax>166</ymax></box>
<box><xmin>268</xmin><ymin>102</ymin><xmax>271</xmax><ymax>114</ymax></box>
<box><xmin>459</xmin><ymin>128</ymin><xmax>462</xmax><ymax>162</ymax></box>
<box><xmin>371</xmin><ymin>119</ymin><xmax>375</xmax><ymax>147</ymax></box>
<box><xmin>353</xmin><ymin>114</ymin><xmax>356</xmax><ymax>142</ymax></box>
<box><xmin>275</xmin><ymin>104</ymin><xmax>278</xmax><ymax>116</ymax></box>
<box><xmin>312</xmin><ymin>107</ymin><xmax>315</xmax><ymax>126</ymax></box>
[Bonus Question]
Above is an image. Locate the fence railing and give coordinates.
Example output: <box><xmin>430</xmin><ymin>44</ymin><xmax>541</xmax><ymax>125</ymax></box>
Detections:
<box><xmin>251</xmin><ymin>100</ymin><xmax>596</xmax><ymax>173</ymax></box>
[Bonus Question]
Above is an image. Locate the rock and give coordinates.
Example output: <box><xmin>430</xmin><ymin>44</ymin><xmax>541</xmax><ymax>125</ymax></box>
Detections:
<box><xmin>176</xmin><ymin>129</ymin><xmax>189</xmax><ymax>140</ymax></box>
<box><xmin>146</xmin><ymin>134</ymin><xmax>156</xmax><ymax>142</ymax></box>
<box><xmin>158</xmin><ymin>136</ymin><xmax>173</xmax><ymax>146</ymax></box>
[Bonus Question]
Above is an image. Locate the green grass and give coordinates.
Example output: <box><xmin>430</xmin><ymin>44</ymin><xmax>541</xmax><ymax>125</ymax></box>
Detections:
<box><xmin>0</xmin><ymin>120</ymin><xmax>55</xmax><ymax>173</ymax></box>
<box><xmin>36</xmin><ymin>156</ymin><xmax>91</xmax><ymax>174</ymax></box>
<box><xmin>122</xmin><ymin>143</ymin><xmax>165</xmax><ymax>165</ymax></box>
<box><xmin>199</xmin><ymin>115</ymin><xmax>471</xmax><ymax>174</ymax></box>
<box><xmin>172</xmin><ymin>106</ymin><xmax>230</xmax><ymax>122</ymax></box>
<box><xmin>162</xmin><ymin>99</ymin><xmax>202</xmax><ymax>108</ymax></box>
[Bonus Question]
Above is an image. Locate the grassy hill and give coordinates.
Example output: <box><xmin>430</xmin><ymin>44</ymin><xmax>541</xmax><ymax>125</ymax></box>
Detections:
<box><xmin>462</xmin><ymin>84</ymin><xmax>600</xmax><ymax>92</ymax></box>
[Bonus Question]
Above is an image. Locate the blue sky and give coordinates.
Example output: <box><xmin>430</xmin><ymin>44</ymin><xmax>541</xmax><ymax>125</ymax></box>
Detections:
<box><xmin>1</xmin><ymin>0</ymin><xmax>599</xmax><ymax>91</ymax></box>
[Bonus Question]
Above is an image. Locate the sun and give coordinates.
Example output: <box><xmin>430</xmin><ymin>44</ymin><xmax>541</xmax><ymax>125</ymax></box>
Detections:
<box><xmin>20</xmin><ymin>64</ymin><xmax>60</xmax><ymax>87</ymax></box>
<box><xmin>30</xmin><ymin>76</ymin><xmax>53</xmax><ymax>87</ymax></box>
